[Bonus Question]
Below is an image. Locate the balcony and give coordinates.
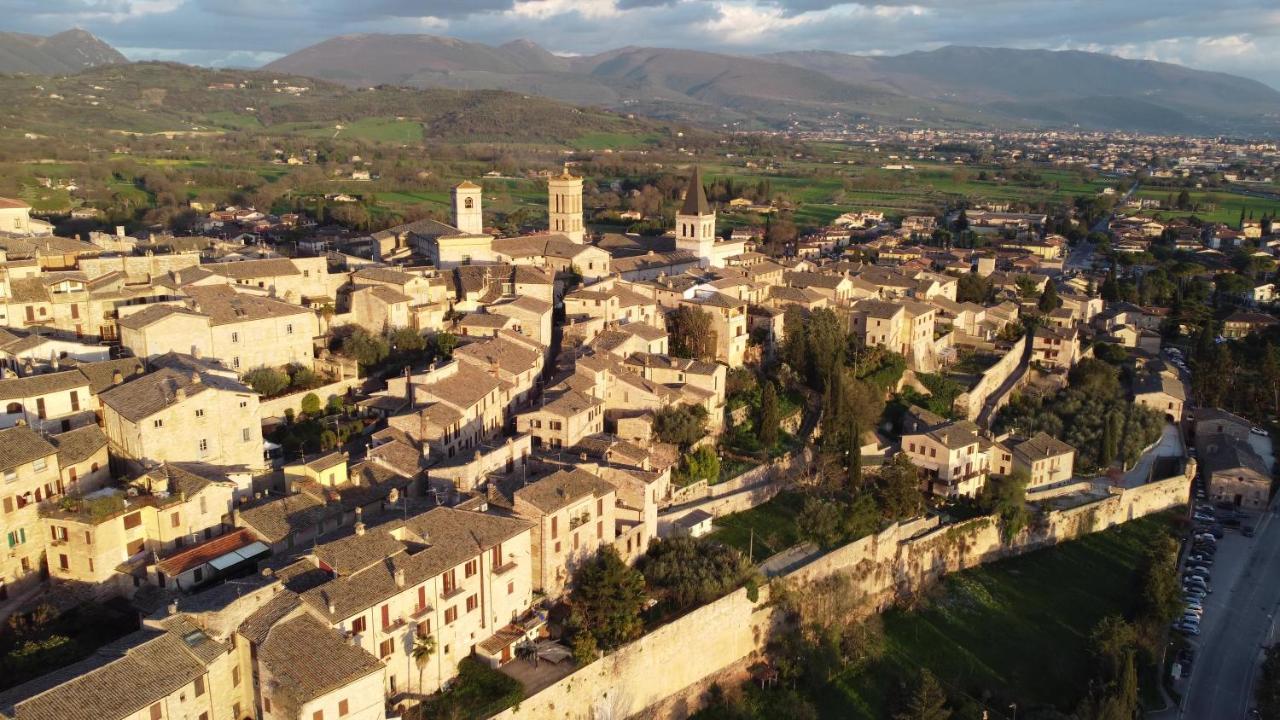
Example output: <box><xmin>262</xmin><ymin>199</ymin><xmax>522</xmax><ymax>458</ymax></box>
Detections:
<box><xmin>441</xmin><ymin>585</ymin><xmax>466</xmax><ymax>601</ymax></box>
<box><xmin>493</xmin><ymin>560</ymin><xmax>519</xmax><ymax>576</ymax></box>
<box><xmin>410</xmin><ymin>604</ymin><xmax>433</xmax><ymax>620</ymax></box>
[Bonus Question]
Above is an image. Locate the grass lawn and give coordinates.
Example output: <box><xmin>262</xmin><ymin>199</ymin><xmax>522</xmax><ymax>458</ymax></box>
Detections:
<box><xmin>19</xmin><ymin>184</ymin><xmax>72</xmax><ymax>213</ymax></box>
<box><xmin>708</xmin><ymin>491</ymin><xmax>805</xmax><ymax>560</ymax></box>
<box><xmin>816</xmin><ymin>512</ymin><xmax>1177</xmax><ymax>718</ymax></box>
<box><xmin>571</xmin><ymin>130</ymin><xmax>660</xmax><ymax>150</ymax></box>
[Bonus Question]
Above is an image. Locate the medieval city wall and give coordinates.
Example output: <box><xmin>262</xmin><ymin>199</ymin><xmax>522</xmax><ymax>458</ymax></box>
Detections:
<box><xmin>492</xmin><ymin>469</ymin><xmax>1191</xmax><ymax>720</ymax></box>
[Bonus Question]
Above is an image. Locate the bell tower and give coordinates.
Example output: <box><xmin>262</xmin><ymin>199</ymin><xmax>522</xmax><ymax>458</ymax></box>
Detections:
<box><xmin>452</xmin><ymin>181</ymin><xmax>483</xmax><ymax>235</ymax></box>
<box><xmin>547</xmin><ymin>167</ymin><xmax>584</xmax><ymax>243</ymax></box>
<box><xmin>675</xmin><ymin>166</ymin><xmax>716</xmax><ymax>267</ymax></box>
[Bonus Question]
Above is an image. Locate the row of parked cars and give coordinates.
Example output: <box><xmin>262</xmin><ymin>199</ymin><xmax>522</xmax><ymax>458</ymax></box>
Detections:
<box><xmin>1173</xmin><ymin>489</ymin><xmax>1226</xmax><ymax>638</ymax></box>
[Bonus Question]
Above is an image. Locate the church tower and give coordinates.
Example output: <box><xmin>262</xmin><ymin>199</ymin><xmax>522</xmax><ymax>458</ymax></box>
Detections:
<box><xmin>548</xmin><ymin>167</ymin><xmax>584</xmax><ymax>243</ymax></box>
<box><xmin>675</xmin><ymin>166</ymin><xmax>716</xmax><ymax>267</ymax></box>
<box><xmin>452</xmin><ymin>181</ymin><xmax>483</xmax><ymax>235</ymax></box>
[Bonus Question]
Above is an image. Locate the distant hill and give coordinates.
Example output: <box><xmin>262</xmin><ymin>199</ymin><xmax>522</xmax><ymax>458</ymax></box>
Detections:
<box><xmin>0</xmin><ymin>62</ymin><xmax>697</xmax><ymax>146</ymax></box>
<box><xmin>769</xmin><ymin>46</ymin><xmax>1280</xmax><ymax>132</ymax></box>
<box><xmin>265</xmin><ymin>35</ymin><xmax>974</xmax><ymax>128</ymax></box>
<box><xmin>0</xmin><ymin>29</ymin><xmax>126</xmax><ymax>75</ymax></box>
<box><xmin>264</xmin><ymin>34</ymin><xmax>1280</xmax><ymax>133</ymax></box>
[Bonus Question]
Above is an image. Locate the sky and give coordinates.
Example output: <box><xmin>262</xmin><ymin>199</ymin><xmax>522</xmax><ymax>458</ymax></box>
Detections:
<box><xmin>7</xmin><ymin>0</ymin><xmax>1280</xmax><ymax>87</ymax></box>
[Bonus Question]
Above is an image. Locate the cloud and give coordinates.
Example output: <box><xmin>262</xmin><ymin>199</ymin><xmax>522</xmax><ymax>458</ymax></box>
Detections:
<box><xmin>2</xmin><ymin>0</ymin><xmax>1277</xmax><ymax>87</ymax></box>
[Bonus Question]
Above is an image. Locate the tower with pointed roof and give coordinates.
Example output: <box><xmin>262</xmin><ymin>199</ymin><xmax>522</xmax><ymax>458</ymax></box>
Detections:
<box><xmin>675</xmin><ymin>166</ymin><xmax>717</xmax><ymax>267</ymax></box>
<box><xmin>547</xmin><ymin>166</ymin><xmax>584</xmax><ymax>243</ymax></box>
<box><xmin>452</xmin><ymin>180</ymin><xmax>483</xmax><ymax>235</ymax></box>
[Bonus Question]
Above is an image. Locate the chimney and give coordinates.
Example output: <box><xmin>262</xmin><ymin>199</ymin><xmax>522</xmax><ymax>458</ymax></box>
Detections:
<box><xmin>190</xmin><ymin>371</ymin><xmax>201</xmax><ymax>384</ymax></box>
<box><xmin>327</xmin><ymin>600</ymin><xmax>336</xmax><ymax>615</ymax></box>
<box><xmin>112</xmin><ymin>370</ymin><xmax>123</xmax><ymax>385</ymax></box>
<box><xmin>354</xmin><ymin>521</ymin><xmax>366</xmax><ymax>536</ymax></box>
<box><xmin>394</xmin><ymin>568</ymin><xmax>405</xmax><ymax>588</ymax></box>
<box><xmin>175</xmin><ymin>387</ymin><xmax>186</xmax><ymax>401</ymax></box>
<box><xmin>167</xmin><ymin>600</ymin><xmax>179</xmax><ymax>616</ymax></box>
<box><xmin>115</xmin><ymin>225</ymin><xmax>125</xmax><ymax>238</ymax></box>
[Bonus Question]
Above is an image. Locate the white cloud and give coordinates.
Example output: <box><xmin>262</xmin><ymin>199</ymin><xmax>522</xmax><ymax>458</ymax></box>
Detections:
<box><xmin>507</xmin><ymin>0</ymin><xmax>621</xmax><ymax>20</ymax></box>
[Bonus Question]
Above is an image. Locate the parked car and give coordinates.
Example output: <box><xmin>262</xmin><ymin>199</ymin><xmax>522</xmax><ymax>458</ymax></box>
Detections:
<box><xmin>1251</xmin><ymin>426</ymin><xmax>1269</xmax><ymax>437</ymax></box>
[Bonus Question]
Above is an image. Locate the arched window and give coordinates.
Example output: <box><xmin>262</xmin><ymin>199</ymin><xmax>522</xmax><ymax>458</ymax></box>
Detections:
<box><xmin>5</xmin><ymin>402</ymin><xmax>20</xmax><ymax>414</ymax></box>
<box><xmin>464</xmin><ymin>197</ymin><xmax>474</xmax><ymax>209</ymax></box>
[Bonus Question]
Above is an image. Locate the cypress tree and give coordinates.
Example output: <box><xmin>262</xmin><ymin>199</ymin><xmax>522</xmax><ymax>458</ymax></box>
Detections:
<box><xmin>758</xmin><ymin>381</ymin><xmax>780</xmax><ymax>453</ymax></box>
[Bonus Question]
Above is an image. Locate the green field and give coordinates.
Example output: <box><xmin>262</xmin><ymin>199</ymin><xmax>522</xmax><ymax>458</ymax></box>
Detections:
<box><xmin>19</xmin><ymin>184</ymin><xmax>73</xmax><ymax>212</ymax></box>
<box><xmin>1134</xmin><ymin>188</ymin><xmax>1280</xmax><ymax>226</ymax></box>
<box><xmin>571</xmin><ymin>130</ymin><xmax>661</xmax><ymax>150</ymax></box>
<box><xmin>270</xmin><ymin>117</ymin><xmax>424</xmax><ymax>143</ymax></box>
<box><xmin>816</xmin><ymin>512</ymin><xmax>1176</xmax><ymax>718</ymax></box>
<box><xmin>202</xmin><ymin>111</ymin><xmax>262</xmax><ymax>131</ymax></box>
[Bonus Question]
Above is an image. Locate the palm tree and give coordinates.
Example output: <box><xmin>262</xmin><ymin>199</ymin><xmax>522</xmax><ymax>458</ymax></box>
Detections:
<box><xmin>515</xmin><ymin>638</ymin><xmax>539</xmax><ymax>668</ymax></box>
<box><xmin>411</xmin><ymin>633</ymin><xmax>437</xmax><ymax>697</ymax></box>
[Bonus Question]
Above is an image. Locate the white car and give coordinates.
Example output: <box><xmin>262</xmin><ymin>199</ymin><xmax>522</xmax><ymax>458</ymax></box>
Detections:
<box><xmin>1252</xmin><ymin>426</ymin><xmax>1269</xmax><ymax>437</ymax></box>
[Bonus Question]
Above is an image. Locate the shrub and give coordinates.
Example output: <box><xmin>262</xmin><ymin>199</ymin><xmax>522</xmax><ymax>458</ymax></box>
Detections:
<box><xmin>243</xmin><ymin>367</ymin><xmax>290</xmax><ymax>396</ymax></box>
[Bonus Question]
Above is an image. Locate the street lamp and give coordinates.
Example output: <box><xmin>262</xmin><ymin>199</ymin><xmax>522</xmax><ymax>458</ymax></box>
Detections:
<box><xmin>1010</xmin><ymin>703</ymin><xmax>1017</xmax><ymax>720</ymax></box>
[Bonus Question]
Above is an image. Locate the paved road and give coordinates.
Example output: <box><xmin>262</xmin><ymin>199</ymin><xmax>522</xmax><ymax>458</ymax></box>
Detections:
<box><xmin>976</xmin><ymin>335</ymin><xmax>1034</xmax><ymax>429</ymax></box>
<box><xmin>1176</xmin><ymin>504</ymin><xmax>1280</xmax><ymax>719</ymax></box>
<box><xmin>1064</xmin><ymin>240</ymin><xmax>1095</xmax><ymax>271</ymax></box>
<box><xmin>1121</xmin><ymin>422</ymin><xmax>1183</xmax><ymax>489</ymax></box>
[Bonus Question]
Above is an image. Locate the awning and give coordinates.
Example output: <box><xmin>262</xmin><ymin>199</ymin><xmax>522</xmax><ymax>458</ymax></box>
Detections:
<box><xmin>207</xmin><ymin>541</ymin><xmax>270</xmax><ymax>571</ymax></box>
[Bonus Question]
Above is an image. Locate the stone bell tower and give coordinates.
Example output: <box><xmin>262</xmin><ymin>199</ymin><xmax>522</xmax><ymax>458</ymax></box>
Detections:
<box><xmin>547</xmin><ymin>166</ymin><xmax>584</xmax><ymax>243</ymax></box>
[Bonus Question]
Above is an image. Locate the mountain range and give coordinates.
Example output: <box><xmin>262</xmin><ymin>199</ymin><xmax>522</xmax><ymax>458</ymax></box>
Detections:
<box><xmin>0</xmin><ymin>29</ymin><xmax>126</xmax><ymax>75</ymax></box>
<box><xmin>260</xmin><ymin>35</ymin><xmax>1280</xmax><ymax>133</ymax></box>
<box><xmin>5</xmin><ymin>29</ymin><xmax>1279</xmax><ymax>134</ymax></box>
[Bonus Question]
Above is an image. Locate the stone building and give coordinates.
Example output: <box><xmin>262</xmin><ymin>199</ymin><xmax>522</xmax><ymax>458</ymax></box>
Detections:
<box><xmin>100</xmin><ymin>368</ymin><xmax>266</xmax><ymax>472</ymax></box>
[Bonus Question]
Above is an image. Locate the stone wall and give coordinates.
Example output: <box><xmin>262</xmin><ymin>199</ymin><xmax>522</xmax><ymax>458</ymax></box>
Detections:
<box><xmin>486</xmin><ymin>586</ymin><xmax>776</xmax><ymax>720</ymax></box>
<box><xmin>955</xmin><ymin>334</ymin><xmax>1027</xmax><ymax>420</ymax></box>
<box><xmin>491</xmin><ymin>468</ymin><xmax>1192</xmax><ymax>720</ymax></box>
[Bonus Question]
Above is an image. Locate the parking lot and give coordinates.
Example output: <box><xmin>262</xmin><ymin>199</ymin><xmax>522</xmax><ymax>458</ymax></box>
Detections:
<box><xmin>1168</xmin><ymin>480</ymin><xmax>1279</xmax><ymax>719</ymax></box>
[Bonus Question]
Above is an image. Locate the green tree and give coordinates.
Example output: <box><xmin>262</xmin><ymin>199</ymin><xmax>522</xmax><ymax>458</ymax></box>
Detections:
<box><xmin>894</xmin><ymin>669</ymin><xmax>951</xmax><ymax>720</ymax></box>
<box><xmin>300</xmin><ymin>392</ymin><xmax>322</xmax><ymax>417</ymax></box>
<box><xmin>568</xmin><ymin>548</ymin><xmax>646</xmax><ymax>652</ymax></box>
<box><xmin>1038</xmin><ymin>281</ymin><xmax>1062</xmax><ymax>312</ymax></box>
<box><xmin>681</xmin><ymin>446</ymin><xmax>721</xmax><ymax>484</ymax></box>
<box><xmin>653</xmin><ymin>404</ymin><xmax>710</xmax><ymax>449</ymax></box>
<box><xmin>389</xmin><ymin>326</ymin><xmax>427</xmax><ymax>353</ymax></box>
<box><xmin>759</xmin><ymin>381</ymin><xmax>780</xmax><ymax>452</ymax></box>
<box><xmin>798</xmin><ymin>496</ymin><xmax>845</xmax><ymax>549</ymax></box>
<box><xmin>433</xmin><ymin>331</ymin><xmax>457</xmax><ymax>359</ymax></box>
<box><xmin>243</xmin><ymin>367</ymin><xmax>290</xmax><ymax>396</ymax></box>
<box><xmin>956</xmin><ymin>273</ymin><xmax>993</xmax><ymax>304</ymax></box>
<box><xmin>669</xmin><ymin>305</ymin><xmax>717</xmax><ymax>362</ymax></box>
<box><xmin>980</xmin><ymin>470</ymin><xmax>1030</xmax><ymax>542</ymax></box>
<box><xmin>343</xmin><ymin>328</ymin><xmax>390</xmax><ymax>368</ymax></box>
<box><xmin>874</xmin><ymin>455</ymin><xmax>924</xmax><ymax>520</ymax></box>
<box><xmin>289</xmin><ymin>366</ymin><xmax>320</xmax><ymax>390</ymax></box>
<box><xmin>639</xmin><ymin>535</ymin><xmax>752</xmax><ymax>612</ymax></box>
